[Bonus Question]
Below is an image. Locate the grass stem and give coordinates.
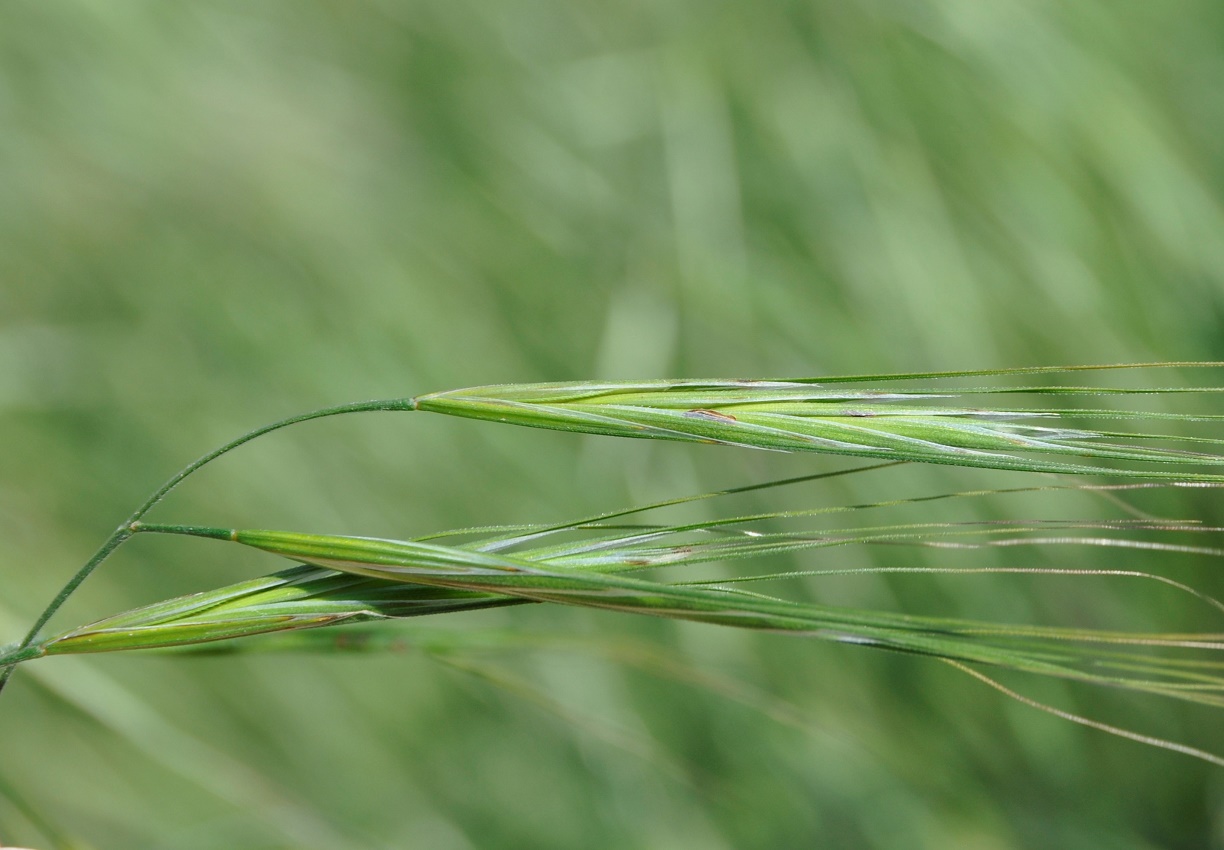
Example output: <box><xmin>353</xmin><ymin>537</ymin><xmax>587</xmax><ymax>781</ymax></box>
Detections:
<box><xmin>0</xmin><ymin>398</ymin><xmax>417</xmax><ymax>697</ymax></box>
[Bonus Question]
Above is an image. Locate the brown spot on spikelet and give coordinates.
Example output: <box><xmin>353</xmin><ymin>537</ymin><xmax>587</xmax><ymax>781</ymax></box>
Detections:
<box><xmin>684</xmin><ymin>408</ymin><xmax>738</xmax><ymax>422</ymax></box>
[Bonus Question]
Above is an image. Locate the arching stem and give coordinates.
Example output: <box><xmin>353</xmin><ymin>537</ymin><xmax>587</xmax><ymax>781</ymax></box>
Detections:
<box><xmin>0</xmin><ymin>397</ymin><xmax>417</xmax><ymax>694</ymax></box>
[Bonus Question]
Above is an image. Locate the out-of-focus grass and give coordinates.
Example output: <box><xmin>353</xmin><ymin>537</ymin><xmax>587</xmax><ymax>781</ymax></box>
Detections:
<box><xmin>3</xmin><ymin>1</ymin><xmax>1224</xmax><ymax>847</ymax></box>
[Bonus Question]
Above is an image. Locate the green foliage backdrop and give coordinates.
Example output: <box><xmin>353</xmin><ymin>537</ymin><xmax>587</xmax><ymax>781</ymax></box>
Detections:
<box><xmin>2</xmin><ymin>1</ymin><xmax>1224</xmax><ymax>847</ymax></box>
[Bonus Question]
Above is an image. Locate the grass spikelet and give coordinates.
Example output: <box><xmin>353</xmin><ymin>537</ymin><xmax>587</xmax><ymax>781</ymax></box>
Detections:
<box><xmin>415</xmin><ymin>365</ymin><xmax>1224</xmax><ymax>479</ymax></box>
<box><xmin>36</xmin><ymin>565</ymin><xmax>515</xmax><ymax>657</ymax></box>
<box><xmin>42</xmin><ymin>521</ymin><xmax>1222</xmax><ymax>713</ymax></box>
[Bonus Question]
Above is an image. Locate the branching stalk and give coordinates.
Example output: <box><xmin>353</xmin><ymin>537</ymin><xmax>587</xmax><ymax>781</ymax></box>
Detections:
<box><xmin>0</xmin><ymin>398</ymin><xmax>417</xmax><ymax>695</ymax></box>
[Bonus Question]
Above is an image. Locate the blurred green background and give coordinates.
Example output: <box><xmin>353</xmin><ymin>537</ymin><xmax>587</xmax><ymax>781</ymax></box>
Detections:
<box><xmin>3</xmin><ymin>1</ymin><xmax>1224</xmax><ymax>847</ymax></box>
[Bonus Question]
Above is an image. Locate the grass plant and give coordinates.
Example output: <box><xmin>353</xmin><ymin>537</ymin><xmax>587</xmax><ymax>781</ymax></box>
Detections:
<box><xmin>4</xmin><ymin>363</ymin><xmax>1224</xmax><ymax>775</ymax></box>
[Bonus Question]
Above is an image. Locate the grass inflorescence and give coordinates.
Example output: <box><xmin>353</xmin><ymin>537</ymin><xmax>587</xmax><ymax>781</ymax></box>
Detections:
<box><xmin>4</xmin><ymin>363</ymin><xmax>1224</xmax><ymax>765</ymax></box>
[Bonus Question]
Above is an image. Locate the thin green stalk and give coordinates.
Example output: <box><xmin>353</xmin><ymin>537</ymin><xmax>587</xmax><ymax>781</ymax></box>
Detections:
<box><xmin>0</xmin><ymin>398</ymin><xmax>416</xmax><ymax>695</ymax></box>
